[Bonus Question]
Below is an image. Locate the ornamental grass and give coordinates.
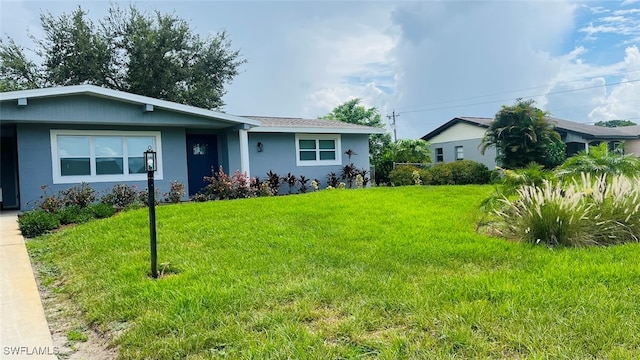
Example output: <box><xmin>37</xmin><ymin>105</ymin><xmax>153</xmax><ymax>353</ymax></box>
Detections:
<box><xmin>496</xmin><ymin>173</ymin><xmax>640</xmax><ymax>247</ymax></box>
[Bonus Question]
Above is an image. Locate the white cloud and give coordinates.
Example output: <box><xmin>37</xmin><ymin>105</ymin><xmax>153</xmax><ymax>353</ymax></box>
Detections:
<box><xmin>588</xmin><ymin>46</ymin><xmax>640</xmax><ymax>122</ymax></box>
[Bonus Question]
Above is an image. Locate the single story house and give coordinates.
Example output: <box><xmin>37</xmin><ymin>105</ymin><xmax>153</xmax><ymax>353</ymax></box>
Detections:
<box><xmin>0</xmin><ymin>85</ymin><xmax>385</xmax><ymax>210</ymax></box>
<box><xmin>421</xmin><ymin>116</ymin><xmax>640</xmax><ymax>168</ymax></box>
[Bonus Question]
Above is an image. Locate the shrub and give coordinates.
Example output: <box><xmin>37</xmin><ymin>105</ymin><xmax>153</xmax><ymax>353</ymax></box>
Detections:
<box><xmin>88</xmin><ymin>203</ymin><xmax>117</xmax><ymax>219</ymax></box>
<box><xmin>61</xmin><ymin>183</ymin><xmax>96</xmax><ymax>208</ymax></box>
<box><xmin>425</xmin><ymin>160</ymin><xmax>490</xmax><ymax>185</ymax></box>
<box><xmin>57</xmin><ymin>205</ymin><xmax>95</xmax><ymax>225</ymax></box>
<box><xmin>389</xmin><ymin>165</ymin><xmax>420</xmax><ymax>186</ymax></box>
<box><xmin>198</xmin><ymin>167</ymin><xmax>252</xmax><ymax>200</ymax></box>
<box><xmin>137</xmin><ymin>187</ymin><xmax>158</xmax><ymax>206</ymax></box>
<box><xmin>282</xmin><ymin>172</ymin><xmax>297</xmax><ymax>194</ymax></box>
<box><xmin>101</xmin><ymin>184</ymin><xmax>139</xmax><ymax>208</ymax></box>
<box><xmin>18</xmin><ymin>210</ymin><xmax>61</xmax><ymax>238</ymax></box>
<box><xmin>163</xmin><ymin>181</ymin><xmax>185</xmax><ymax>203</ymax></box>
<box><xmin>32</xmin><ymin>185</ymin><xmax>63</xmax><ymax>213</ymax></box>
<box><xmin>266</xmin><ymin>170</ymin><xmax>282</xmax><ymax>195</ymax></box>
<box><xmin>298</xmin><ymin>175</ymin><xmax>310</xmax><ymax>193</ymax></box>
<box><xmin>326</xmin><ymin>172</ymin><xmax>339</xmax><ymax>188</ymax></box>
<box><xmin>425</xmin><ymin>163</ymin><xmax>453</xmax><ymax>185</ymax></box>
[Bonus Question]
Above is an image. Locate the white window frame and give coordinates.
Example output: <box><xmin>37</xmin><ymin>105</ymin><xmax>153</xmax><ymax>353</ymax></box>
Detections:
<box><xmin>50</xmin><ymin>130</ymin><xmax>163</xmax><ymax>184</ymax></box>
<box><xmin>455</xmin><ymin>146</ymin><xmax>464</xmax><ymax>161</ymax></box>
<box><xmin>295</xmin><ymin>134</ymin><xmax>342</xmax><ymax>166</ymax></box>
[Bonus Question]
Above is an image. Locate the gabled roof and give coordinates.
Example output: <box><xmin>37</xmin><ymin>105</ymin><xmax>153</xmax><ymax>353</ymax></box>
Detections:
<box><xmin>422</xmin><ymin>116</ymin><xmax>640</xmax><ymax>141</ymax></box>
<box><xmin>0</xmin><ymin>85</ymin><xmax>260</xmax><ymax>126</ymax></box>
<box><xmin>421</xmin><ymin>117</ymin><xmax>492</xmax><ymax>140</ymax></box>
<box><xmin>244</xmin><ymin>116</ymin><xmax>388</xmax><ymax>134</ymax></box>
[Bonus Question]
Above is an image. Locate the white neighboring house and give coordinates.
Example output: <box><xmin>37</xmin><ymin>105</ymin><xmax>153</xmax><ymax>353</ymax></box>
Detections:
<box><xmin>421</xmin><ymin>117</ymin><xmax>640</xmax><ymax>169</ymax></box>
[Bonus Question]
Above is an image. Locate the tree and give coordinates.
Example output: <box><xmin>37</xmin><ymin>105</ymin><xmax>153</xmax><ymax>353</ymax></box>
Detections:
<box><xmin>0</xmin><ymin>5</ymin><xmax>246</xmax><ymax>109</ymax></box>
<box><xmin>594</xmin><ymin>120</ymin><xmax>637</xmax><ymax>128</ymax></box>
<box><xmin>480</xmin><ymin>99</ymin><xmax>565</xmax><ymax>169</ymax></box>
<box><xmin>555</xmin><ymin>142</ymin><xmax>640</xmax><ymax>178</ymax></box>
<box><xmin>323</xmin><ymin>98</ymin><xmax>392</xmax><ymax>183</ymax></box>
<box><xmin>389</xmin><ymin>139</ymin><xmax>431</xmax><ymax>164</ymax></box>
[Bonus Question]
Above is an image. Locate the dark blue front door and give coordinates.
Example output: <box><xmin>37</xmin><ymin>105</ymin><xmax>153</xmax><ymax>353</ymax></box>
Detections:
<box><xmin>186</xmin><ymin>135</ymin><xmax>218</xmax><ymax>196</ymax></box>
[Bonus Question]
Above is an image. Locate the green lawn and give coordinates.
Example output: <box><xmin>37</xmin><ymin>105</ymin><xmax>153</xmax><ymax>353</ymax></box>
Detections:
<box><xmin>27</xmin><ymin>186</ymin><xmax>640</xmax><ymax>359</ymax></box>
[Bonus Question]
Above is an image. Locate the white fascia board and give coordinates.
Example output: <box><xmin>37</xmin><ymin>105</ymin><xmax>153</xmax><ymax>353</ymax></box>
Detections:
<box><xmin>248</xmin><ymin>126</ymin><xmax>388</xmax><ymax>135</ymax></box>
<box><xmin>0</xmin><ymin>85</ymin><xmax>261</xmax><ymax>126</ymax></box>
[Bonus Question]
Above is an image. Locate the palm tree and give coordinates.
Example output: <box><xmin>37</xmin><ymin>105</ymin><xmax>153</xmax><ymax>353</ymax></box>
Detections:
<box><xmin>480</xmin><ymin>99</ymin><xmax>565</xmax><ymax>169</ymax></box>
<box><xmin>555</xmin><ymin>142</ymin><xmax>640</xmax><ymax>178</ymax></box>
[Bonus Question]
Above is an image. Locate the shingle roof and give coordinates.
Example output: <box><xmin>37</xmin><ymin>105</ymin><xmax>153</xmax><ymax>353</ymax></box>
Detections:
<box><xmin>242</xmin><ymin>116</ymin><xmax>387</xmax><ymax>134</ymax></box>
<box><xmin>422</xmin><ymin>116</ymin><xmax>640</xmax><ymax>141</ymax></box>
<box><xmin>548</xmin><ymin>117</ymin><xmax>638</xmax><ymax>139</ymax></box>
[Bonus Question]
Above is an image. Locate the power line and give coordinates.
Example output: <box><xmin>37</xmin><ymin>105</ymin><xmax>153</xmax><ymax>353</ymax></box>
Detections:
<box><xmin>400</xmin><ymin>78</ymin><xmax>640</xmax><ymax>115</ymax></box>
<box><xmin>394</xmin><ymin>68</ymin><xmax>640</xmax><ymax>112</ymax></box>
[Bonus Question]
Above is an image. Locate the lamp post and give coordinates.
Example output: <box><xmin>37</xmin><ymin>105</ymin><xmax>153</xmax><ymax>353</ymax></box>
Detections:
<box><xmin>144</xmin><ymin>146</ymin><xmax>158</xmax><ymax>279</ymax></box>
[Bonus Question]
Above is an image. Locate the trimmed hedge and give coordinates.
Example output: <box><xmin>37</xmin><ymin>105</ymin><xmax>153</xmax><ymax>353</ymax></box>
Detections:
<box><xmin>18</xmin><ymin>210</ymin><xmax>61</xmax><ymax>238</ymax></box>
<box><xmin>389</xmin><ymin>160</ymin><xmax>491</xmax><ymax>186</ymax></box>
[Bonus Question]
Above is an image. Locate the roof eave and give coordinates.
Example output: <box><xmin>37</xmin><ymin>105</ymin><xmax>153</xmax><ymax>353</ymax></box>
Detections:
<box><xmin>0</xmin><ymin>85</ymin><xmax>261</xmax><ymax>127</ymax></box>
<box><xmin>248</xmin><ymin>126</ymin><xmax>387</xmax><ymax>134</ymax></box>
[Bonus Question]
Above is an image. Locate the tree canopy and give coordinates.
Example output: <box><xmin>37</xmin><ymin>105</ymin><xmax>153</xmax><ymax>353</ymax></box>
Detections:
<box><xmin>389</xmin><ymin>139</ymin><xmax>431</xmax><ymax>164</ymax></box>
<box><xmin>0</xmin><ymin>4</ymin><xmax>245</xmax><ymax>109</ymax></box>
<box><xmin>480</xmin><ymin>99</ymin><xmax>565</xmax><ymax>169</ymax></box>
<box><xmin>323</xmin><ymin>98</ymin><xmax>393</xmax><ymax>183</ymax></box>
<box><xmin>594</xmin><ymin>120</ymin><xmax>637</xmax><ymax>128</ymax></box>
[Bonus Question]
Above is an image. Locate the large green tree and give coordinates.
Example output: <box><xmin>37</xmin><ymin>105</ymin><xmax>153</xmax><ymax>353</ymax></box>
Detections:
<box><xmin>389</xmin><ymin>139</ymin><xmax>431</xmax><ymax>164</ymax></box>
<box><xmin>0</xmin><ymin>5</ymin><xmax>245</xmax><ymax>109</ymax></box>
<box><xmin>323</xmin><ymin>98</ymin><xmax>392</xmax><ymax>183</ymax></box>
<box><xmin>480</xmin><ymin>99</ymin><xmax>566</xmax><ymax>169</ymax></box>
<box><xmin>594</xmin><ymin>120</ymin><xmax>637</xmax><ymax>128</ymax></box>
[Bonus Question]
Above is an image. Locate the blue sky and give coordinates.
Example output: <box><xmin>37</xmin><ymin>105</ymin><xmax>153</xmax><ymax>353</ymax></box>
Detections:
<box><xmin>1</xmin><ymin>0</ymin><xmax>639</xmax><ymax>139</ymax></box>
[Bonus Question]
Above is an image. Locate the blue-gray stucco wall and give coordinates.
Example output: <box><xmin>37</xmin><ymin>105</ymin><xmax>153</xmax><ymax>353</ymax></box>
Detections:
<box><xmin>247</xmin><ymin>133</ymin><xmax>371</xmax><ymax>188</ymax></box>
<box><xmin>431</xmin><ymin>138</ymin><xmax>497</xmax><ymax>169</ymax></box>
<box><xmin>17</xmin><ymin>124</ymin><xmax>189</xmax><ymax>209</ymax></box>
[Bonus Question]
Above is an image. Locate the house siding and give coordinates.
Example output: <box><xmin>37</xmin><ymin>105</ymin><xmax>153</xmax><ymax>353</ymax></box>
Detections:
<box><xmin>625</xmin><ymin>139</ymin><xmax>640</xmax><ymax>156</ymax></box>
<box><xmin>431</xmin><ymin>138</ymin><xmax>497</xmax><ymax>169</ymax></box>
<box><xmin>247</xmin><ymin>133</ymin><xmax>371</xmax><ymax>188</ymax></box>
<box><xmin>17</xmin><ymin>124</ymin><xmax>188</xmax><ymax>210</ymax></box>
<box><xmin>428</xmin><ymin>122</ymin><xmax>488</xmax><ymax>143</ymax></box>
<box><xmin>1</xmin><ymin>95</ymin><xmax>233</xmax><ymax>128</ymax></box>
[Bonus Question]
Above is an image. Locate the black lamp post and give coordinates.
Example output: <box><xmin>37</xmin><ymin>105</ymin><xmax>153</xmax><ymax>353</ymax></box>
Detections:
<box><xmin>144</xmin><ymin>146</ymin><xmax>158</xmax><ymax>279</ymax></box>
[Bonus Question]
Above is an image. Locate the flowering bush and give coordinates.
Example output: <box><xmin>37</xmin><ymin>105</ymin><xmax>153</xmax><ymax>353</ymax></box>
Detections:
<box><xmin>61</xmin><ymin>182</ymin><xmax>96</xmax><ymax>208</ymax></box>
<box><xmin>101</xmin><ymin>184</ymin><xmax>139</xmax><ymax>208</ymax></box>
<box><xmin>33</xmin><ymin>185</ymin><xmax>63</xmax><ymax>213</ymax></box>
<box><xmin>163</xmin><ymin>181</ymin><xmax>185</xmax><ymax>203</ymax></box>
<box><xmin>199</xmin><ymin>166</ymin><xmax>252</xmax><ymax>200</ymax></box>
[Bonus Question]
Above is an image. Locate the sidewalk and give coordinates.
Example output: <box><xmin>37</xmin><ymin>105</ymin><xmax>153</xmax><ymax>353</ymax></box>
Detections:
<box><xmin>0</xmin><ymin>212</ymin><xmax>57</xmax><ymax>360</ymax></box>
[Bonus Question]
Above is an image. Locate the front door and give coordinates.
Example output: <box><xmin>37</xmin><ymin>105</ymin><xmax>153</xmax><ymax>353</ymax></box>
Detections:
<box><xmin>186</xmin><ymin>134</ymin><xmax>218</xmax><ymax>196</ymax></box>
<box><xmin>1</xmin><ymin>125</ymin><xmax>20</xmax><ymax>209</ymax></box>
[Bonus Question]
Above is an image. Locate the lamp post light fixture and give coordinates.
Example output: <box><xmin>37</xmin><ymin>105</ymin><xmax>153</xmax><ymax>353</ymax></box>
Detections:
<box><xmin>144</xmin><ymin>146</ymin><xmax>158</xmax><ymax>279</ymax></box>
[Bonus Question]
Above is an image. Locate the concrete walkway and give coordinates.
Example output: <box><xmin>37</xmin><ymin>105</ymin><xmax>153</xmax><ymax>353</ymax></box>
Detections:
<box><xmin>0</xmin><ymin>212</ymin><xmax>57</xmax><ymax>360</ymax></box>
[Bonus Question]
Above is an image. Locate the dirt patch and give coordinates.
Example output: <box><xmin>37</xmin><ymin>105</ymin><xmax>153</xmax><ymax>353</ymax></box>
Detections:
<box><xmin>34</xmin><ymin>275</ymin><xmax>118</xmax><ymax>359</ymax></box>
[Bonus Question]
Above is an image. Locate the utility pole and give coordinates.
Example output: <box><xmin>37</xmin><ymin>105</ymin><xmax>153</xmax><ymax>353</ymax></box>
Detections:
<box><xmin>387</xmin><ymin>110</ymin><xmax>399</xmax><ymax>142</ymax></box>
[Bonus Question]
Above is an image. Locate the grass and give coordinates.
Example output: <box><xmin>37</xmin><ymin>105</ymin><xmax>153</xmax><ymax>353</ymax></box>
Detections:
<box><xmin>27</xmin><ymin>186</ymin><xmax>640</xmax><ymax>359</ymax></box>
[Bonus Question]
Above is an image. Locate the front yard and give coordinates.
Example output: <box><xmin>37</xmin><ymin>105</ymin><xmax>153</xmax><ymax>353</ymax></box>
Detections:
<box><xmin>27</xmin><ymin>186</ymin><xmax>640</xmax><ymax>359</ymax></box>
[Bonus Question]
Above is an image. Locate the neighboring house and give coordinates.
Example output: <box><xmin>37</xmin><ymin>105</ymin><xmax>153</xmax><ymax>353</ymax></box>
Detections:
<box><xmin>0</xmin><ymin>85</ymin><xmax>384</xmax><ymax>210</ymax></box>
<box><xmin>422</xmin><ymin>116</ymin><xmax>640</xmax><ymax>168</ymax></box>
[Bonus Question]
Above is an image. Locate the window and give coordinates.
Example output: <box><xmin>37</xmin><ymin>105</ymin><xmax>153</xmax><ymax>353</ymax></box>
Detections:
<box><xmin>295</xmin><ymin>134</ymin><xmax>341</xmax><ymax>166</ymax></box>
<box><xmin>435</xmin><ymin>147</ymin><xmax>444</xmax><ymax>162</ymax></box>
<box><xmin>455</xmin><ymin>146</ymin><xmax>464</xmax><ymax>160</ymax></box>
<box><xmin>51</xmin><ymin>130</ymin><xmax>162</xmax><ymax>184</ymax></box>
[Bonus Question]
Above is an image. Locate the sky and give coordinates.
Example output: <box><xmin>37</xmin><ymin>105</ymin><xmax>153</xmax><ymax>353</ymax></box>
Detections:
<box><xmin>1</xmin><ymin>0</ymin><xmax>639</xmax><ymax>139</ymax></box>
